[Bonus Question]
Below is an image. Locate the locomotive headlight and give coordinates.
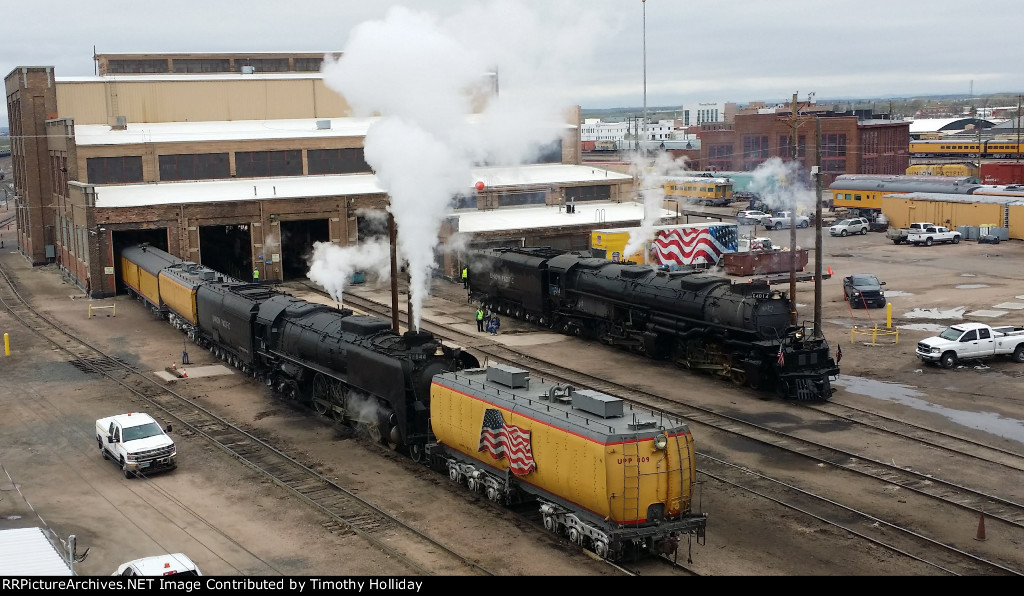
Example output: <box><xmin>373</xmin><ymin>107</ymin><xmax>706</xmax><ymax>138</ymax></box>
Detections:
<box><xmin>795</xmin><ymin>329</ymin><xmax>804</xmax><ymax>340</ymax></box>
<box><xmin>653</xmin><ymin>433</ymin><xmax>668</xmax><ymax>451</ymax></box>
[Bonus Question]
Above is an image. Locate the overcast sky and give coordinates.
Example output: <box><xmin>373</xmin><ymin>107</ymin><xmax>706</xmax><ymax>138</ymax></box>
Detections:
<box><xmin>4</xmin><ymin>0</ymin><xmax>1024</xmax><ymax>128</ymax></box>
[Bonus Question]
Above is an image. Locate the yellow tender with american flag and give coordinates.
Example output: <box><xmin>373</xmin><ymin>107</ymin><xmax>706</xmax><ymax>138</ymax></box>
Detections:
<box><xmin>428</xmin><ymin>364</ymin><xmax>707</xmax><ymax>561</ymax></box>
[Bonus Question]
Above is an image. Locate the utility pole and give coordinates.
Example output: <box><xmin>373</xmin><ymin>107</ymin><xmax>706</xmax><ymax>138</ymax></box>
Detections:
<box><xmin>779</xmin><ymin>92</ymin><xmax>814</xmax><ymax>326</ymax></box>
<box><xmin>814</xmin><ymin>117</ymin><xmax>823</xmax><ymax>337</ymax></box>
<box><xmin>642</xmin><ymin>0</ymin><xmax>648</xmax><ymax>156</ymax></box>
<box><xmin>388</xmin><ymin>211</ymin><xmax>400</xmax><ymax>333</ymax></box>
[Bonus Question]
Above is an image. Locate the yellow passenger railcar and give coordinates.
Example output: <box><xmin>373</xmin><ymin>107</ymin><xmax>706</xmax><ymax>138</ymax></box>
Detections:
<box><xmin>829</xmin><ymin>174</ymin><xmax>979</xmax><ymax>216</ymax></box>
<box><xmin>120</xmin><ymin>244</ymin><xmax>182</xmax><ymax>314</ymax></box>
<box><xmin>663</xmin><ymin>175</ymin><xmax>734</xmax><ymax>206</ymax></box>
<box><xmin>158</xmin><ymin>262</ymin><xmax>228</xmax><ymax>335</ymax></box>
<box><xmin>428</xmin><ymin>364</ymin><xmax>707</xmax><ymax>561</ymax></box>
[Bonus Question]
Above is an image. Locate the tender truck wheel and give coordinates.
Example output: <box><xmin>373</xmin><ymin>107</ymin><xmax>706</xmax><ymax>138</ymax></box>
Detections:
<box><xmin>1013</xmin><ymin>344</ymin><xmax>1024</xmax><ymax>363</ymax></box>
<box><xmin>940</xmin><ymin>351</ymin><xmax>958</xmax><ymax>369</ymax></box>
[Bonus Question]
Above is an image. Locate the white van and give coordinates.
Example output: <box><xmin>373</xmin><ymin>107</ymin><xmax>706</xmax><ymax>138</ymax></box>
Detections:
<box><xmin>113</xmin><ymin>553</ymin><xmax>202</xmax><ymax>576</ymax></box>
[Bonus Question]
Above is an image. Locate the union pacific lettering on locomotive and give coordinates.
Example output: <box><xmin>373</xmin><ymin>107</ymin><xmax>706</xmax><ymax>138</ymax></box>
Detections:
<box><xmin>467</xmin><ymin>246</ymin><xmax>839</xmax><ymax>401</ymax></box>
<box><xmin>118</xmin><ymin>243</ymin><xmax>707</xmax><ymax>562</ymax></box>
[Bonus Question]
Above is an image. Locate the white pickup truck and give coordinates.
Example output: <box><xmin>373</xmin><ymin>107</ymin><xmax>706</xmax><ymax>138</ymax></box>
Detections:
<box><xmin>765</xmin><ymin>211</ymin><xmax>810</xmax><ymax>230</ymax></box>
<box><xmin>915</xmin><ymin>322</ymin><xmax>1024</xmax><ymax>368</ymax></box>
<box><xmin>96</xmin><ymin>413</ymin><xmax>177</xmax><ymax>478</ymax></box>
<box><xmin>906</xmin><ymin>225</ymin><xmax>961</xmax><ymax>246</ymax></box>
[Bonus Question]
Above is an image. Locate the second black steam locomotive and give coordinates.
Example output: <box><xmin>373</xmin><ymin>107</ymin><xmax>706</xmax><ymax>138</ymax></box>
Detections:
<box><xmin>467</xmin><ymin>247</ymin><xmax>838</xmax><ymax>401</ymax></box>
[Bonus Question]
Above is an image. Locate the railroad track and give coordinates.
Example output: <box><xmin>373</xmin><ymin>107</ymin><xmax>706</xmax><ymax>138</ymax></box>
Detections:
<box><xmin>0</xmin><ymin>263</ymin><xmax>495</xmax><ymax>577</ymax></box>
<box><xmin>335</xmin><ymin>285</ymin><xmax>1024</xmax><ymax>575</ymax></box>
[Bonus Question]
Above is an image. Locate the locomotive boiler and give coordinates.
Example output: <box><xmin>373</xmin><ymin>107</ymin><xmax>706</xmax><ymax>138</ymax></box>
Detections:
<box><xmin>468</xmin><ymin>247</ymin><xmax>837</xmax><ymax>401</ymax></box>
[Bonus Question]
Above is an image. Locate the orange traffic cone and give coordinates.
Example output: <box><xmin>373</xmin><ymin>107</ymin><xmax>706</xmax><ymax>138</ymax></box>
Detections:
<box><xmin>181</xmin><ymin>369</ymin><xmax>188</xmax><ymax>378</ymax></box>
<box><xmin>975</xmin><ymin>511</ymin><xmax>987</xmax><ymax>541</ymax></box>
<box><xmin>827</xmin><ymin>266</ymin><xmax>833</xmax><ymax>276</ymax></box>
<box><xmin>172</xmin><ymin>363</ymin><xmax>177</xmax><ymax>370</ymax></box>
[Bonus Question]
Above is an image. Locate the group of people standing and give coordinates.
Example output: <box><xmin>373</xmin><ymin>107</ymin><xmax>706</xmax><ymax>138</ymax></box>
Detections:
<box><xmin>466</xmin><ymin>266</ymin><xmax>499</xmax><ymax>335</ymax></box>
<box><xmin>475</xmin><ymin>305</ymin><xmax>500</xmax><ymax>335</ymax></box>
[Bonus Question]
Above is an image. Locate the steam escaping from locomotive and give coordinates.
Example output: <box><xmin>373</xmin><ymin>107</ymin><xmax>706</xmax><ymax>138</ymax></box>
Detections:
<box><xmin>750</xmin><ymin>157</ymin><xmax>815</xmax><ymax>214</ymax></box>
<box><xmin>624</xmin><ymin>152</ymin><xmax>690</xmax><ymax>260</ymax></box>
<box><xmin>307</xmin><ymin>239</ymin><xmax>392</xmax><ymax>305</ymax></box>
<box><xmin>319</xmin><ymin>3</ymin><xmax>609</xmax><ymax>329</ymax></box>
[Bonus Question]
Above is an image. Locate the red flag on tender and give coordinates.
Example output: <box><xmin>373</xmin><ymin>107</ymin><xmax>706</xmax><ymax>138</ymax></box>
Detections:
<box><xmin>837</xmin><ymin>344</ymin><xmax>843</xmax><ymax>364</ymax></box>
<box><xmin>479</xmin><ymin>408</ymin><xmax>536</xmax><ymax>475</ymax></box>
<box><xmin>777</xmin><ymin>345</ymin><xmax>785</xmax><ymax>367</ymax></box>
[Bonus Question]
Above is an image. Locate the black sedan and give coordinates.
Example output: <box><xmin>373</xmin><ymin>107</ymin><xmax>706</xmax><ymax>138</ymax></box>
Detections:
<box><xmin>843</xmin><ymin>274</ymin><xmax>887</xmax><ymax>308</ymax></box>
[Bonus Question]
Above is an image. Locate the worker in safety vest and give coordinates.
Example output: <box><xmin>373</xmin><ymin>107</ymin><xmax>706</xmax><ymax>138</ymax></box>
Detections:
<box><xmin>461</xmin><ymin>267</ymin><xmax>469</xmax><ymax>288</ymax></box>
<box><xmin>252</xmin><ymin>267</ymin><xmax>260</xmax><ymax>283</ymax></box>
<box><xmin>476</xmin><ymin>306</ymin><xmax>485</xmax><ymax>332</ymax></box>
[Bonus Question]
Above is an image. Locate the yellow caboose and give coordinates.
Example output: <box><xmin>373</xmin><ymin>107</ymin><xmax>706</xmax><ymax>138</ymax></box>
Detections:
<box><xmin>428</xmin><ymin>364</ymin><xmax>707</xmax><ymax>561</ymax></box>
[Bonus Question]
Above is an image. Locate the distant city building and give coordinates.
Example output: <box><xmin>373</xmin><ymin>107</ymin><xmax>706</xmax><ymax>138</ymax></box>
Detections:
<box><xmin>679</xmin><ymin>102</ymin><xmax>736</xmax><ymax>126</ymax></box>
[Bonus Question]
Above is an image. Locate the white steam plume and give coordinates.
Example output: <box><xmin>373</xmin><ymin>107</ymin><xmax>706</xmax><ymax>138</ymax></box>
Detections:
<box><xmin>623</xmin><ymin>151</ymin><xmax>691</xmax><ymax>262</ymax></box>
<box><xmin>307</xmin><ymin>239</ymin><xmax>393</xmax><ymax>305</ymax></box>
<box><xmin>318</xmin><ymin>2</ymin><xmax>610</xmax><ymax>329</ymax></box>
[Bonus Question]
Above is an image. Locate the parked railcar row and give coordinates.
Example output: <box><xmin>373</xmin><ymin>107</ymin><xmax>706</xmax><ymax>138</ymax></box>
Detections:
<box><xmin>118</xmin><ymin>243</ymin><xmax>708</xmax><ymax>561</ymax></box>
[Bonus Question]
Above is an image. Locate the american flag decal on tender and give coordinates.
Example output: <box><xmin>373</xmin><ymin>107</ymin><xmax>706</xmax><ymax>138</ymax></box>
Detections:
<box><xmin>478</xmin><ymin>408</ymin><xmax>536</xmax><ymax>475</ymax></box>
<box><xmin>653</xmin><ymin>225</ymin><xmax>738</xmax><ymax>266</ymax></box>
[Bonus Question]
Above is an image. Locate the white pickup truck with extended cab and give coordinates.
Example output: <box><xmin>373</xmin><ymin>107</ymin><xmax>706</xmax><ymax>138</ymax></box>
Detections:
<box><xmin>915</xmin><ymin>322</ymin><xmax>1024</xmax><ymax>368</ymax></box>
<box><xmin>906</xmin><ymin>225</ymin><xmax>961</xmax><ymax>246</ymax></box>
<box><xmin>885</xmin><ymin>221</ymin><xmax>935</xmax><ymax>245</ymax></box>
<box><xmin>765</xmin><ymin>211</ymin><xmax>809</xmax><ymax>230</ymax></box>
<box><xmin>95</xmin><ymin>413</ymin><xmax>177</xmax><ymax>478</ymax></box>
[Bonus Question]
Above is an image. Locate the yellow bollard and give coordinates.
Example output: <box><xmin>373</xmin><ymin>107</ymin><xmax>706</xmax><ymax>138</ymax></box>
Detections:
<box><xmin>4</xmin><ymin>332</ymin><xmax>9</xmax><ymax>356</ymax></box>
<box><xmin>886</xmin><ymin>303</ymin><xmax>892</xmax><ymax>329</ymax></box>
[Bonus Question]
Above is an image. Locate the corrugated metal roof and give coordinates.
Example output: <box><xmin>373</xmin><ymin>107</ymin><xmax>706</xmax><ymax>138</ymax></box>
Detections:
<box><xmin>908</xmin><ymin>118</ymin><xmax>995</xmax><ymax>133</ymax></box>
<box><xmin>81</xmin><ymin>163</ymin><xmax>632</xmax><ymax>208</ymax></box>
<box><xmin>0</xmin><ymin>528</ymin><xmax>73</xmax><ymax>576</ymax></box>
<box><xmin>892</xmin><ymin>191</ymin><xmax>1024</xmax><ymax>206</ymax></box>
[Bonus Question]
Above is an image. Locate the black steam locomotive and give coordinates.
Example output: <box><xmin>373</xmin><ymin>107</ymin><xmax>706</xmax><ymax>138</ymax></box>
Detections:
<box><xmin>467</xmin><ymin>247</ymin><xmax>838</xmax><ymax>401</ymax></box>
<box><xmin>120</xmin><ymin>244</ymin><xmax>479</xmax><ymax>459</ymax></box>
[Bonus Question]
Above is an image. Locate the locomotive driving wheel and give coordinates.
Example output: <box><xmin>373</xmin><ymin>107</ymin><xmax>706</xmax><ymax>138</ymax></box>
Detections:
<box><xmin>729</xmin><ymin>367</ymin><xmax>748</xmax><ymax>386</ymax></box>
<box><xmin>312</xmin><ymin>374</ymin><xmax>330</xmax><ymax>417</ymax></box>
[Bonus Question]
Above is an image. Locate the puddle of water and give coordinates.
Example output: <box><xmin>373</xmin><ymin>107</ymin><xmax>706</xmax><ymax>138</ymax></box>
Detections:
<box><xmin>833</xmin><ymin>375</ymin><xmax>1024</xmax><ymax>445</ymax></box>
<box><xmin>902</xmin><ymin>307</ymin><xmax>966</xmax><ymax>320</ymax></box>
<box><xmin>899</xmin><ymin>323</ymin><xmax>947</xmax><ymax>333</ymax></box>
<box><xmin>884</xmin><ymin>290</ymin><xmax>914</xmax><ymax>298</ymax></box>
<box><xmin>955</xmin><ymin>284</ymin><xmax>989</xmax><ymax>289</ymax></box>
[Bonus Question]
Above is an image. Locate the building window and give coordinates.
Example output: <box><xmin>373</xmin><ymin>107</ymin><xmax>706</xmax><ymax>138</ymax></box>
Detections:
<box><xmin>86</xmin><ymin>156</ymin><xmax>144</xmax><ymax>184</ymax></box>
<box><xmin>742</xmin><ymin>135</ymin><xmax>770</xmax><ymax>170</ymax></box>
<box><xmin>236</xmin><ymin>58</ymin><xmax>290</xmax><ymax>72</ymax></box>
<box><xmin>158</xmin><ymin>153</ymin><xmax>230</xmax><ymax>181</ymax></box>
<box><xmin>822</xmin><ymin>133</ymin><xmax>847</xmax><ymax>173</ymax></box>
<box><xmin>173</xmin><ymin>59</ymin><xmax>231</xmax><ymax>73</ymax></box>
<box><xmin>307</xmin><ymin>149</ymin><xmax>371</xmax><ymax>175</ymax></box>
<box><xmin>779</xmin><ymin>135</ymin><xmax>806</xmax><ymax>160</ymax></box>
<box><xmin>565</xmin><ymin>185</ymin><xmax>611</xmax><ymax>202</ymax></box>
<box><xmin>235</xmin><ymin>150</ymin><xmax>303</xmax><ymax>177</ymax></box>
<box><xmin>107</xmin><ymin>59</ymin><xmax>169</xmax><ymax>74</ymax></box>
<box><xmin>708</xmin><ymin>144</ymin><xmax>733</xmax><ymax>171</ymax></box>
<box><xmin>497</xmin><ymin>191</ymin><xmax>547</xmax><ymax>207</ymax></box>
<box><xmin>293</xmin><ymin>57</ymin><xmax>323</xmax><ymax>72</ymax></box>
